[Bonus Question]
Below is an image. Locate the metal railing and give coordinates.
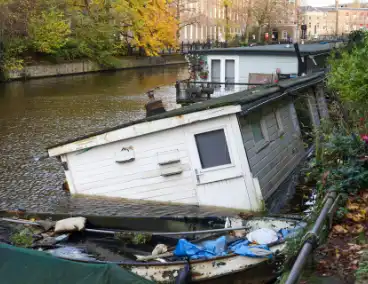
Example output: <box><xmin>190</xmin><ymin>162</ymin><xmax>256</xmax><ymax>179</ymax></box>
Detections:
<box><xmin>124</xmin><ymin>36</ymin><xmax>348</xmax><ymax>56</ymax></box>
<box><xmin>175</xmin><ymin>80</ymin><xmax>267</xmax><ymax>104</ymax></box>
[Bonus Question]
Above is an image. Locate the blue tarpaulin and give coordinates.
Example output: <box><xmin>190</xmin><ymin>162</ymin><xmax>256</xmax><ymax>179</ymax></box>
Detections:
<box><xmin>228</xmin><ymin>239</ymin><xmax>272</xmax><ymax>258</ymax></box>
<box><xmin>173</xmin><ymin>236</ymin><xmax>227</xmax><ymax>260</ymax></box>
<box><xmin>173</xmin><ymin>236</ymin><xmax>272</xmax><ymax>260</ymax></box>
<box><xmin>173</xmin><ymin>223</ymin><xmax>307</xmax><ymax>260</ymax></box>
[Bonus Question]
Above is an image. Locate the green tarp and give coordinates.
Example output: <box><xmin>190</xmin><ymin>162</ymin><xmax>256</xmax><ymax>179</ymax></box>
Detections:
<box><xmin>0</xmin><ymin>243</ymin><xmax>152</xmax><ymax>284</ymax></box>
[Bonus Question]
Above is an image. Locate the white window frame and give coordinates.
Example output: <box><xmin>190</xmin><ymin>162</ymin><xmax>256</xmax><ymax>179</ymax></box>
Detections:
<box><xmin>250</xmin><ymin>116</ymin><xmax>270</xmax><ymax>153</ymax></box>
<box><xmin>289</xmin><ymin>102</ymin><xmax>301</xmax><ymax>135</ymax></box>
<box><xmin>207</xmin><ymin>55</ymin><xmax>239</xmax><ymax>84</ymax></box>
<box><xmin>274</xmin><ymin>109</ymin><xmax>285</xmax><ymax>136</ymax></box>
<box><xmin>193</xmin><ymin>125</ymin><xmax>235</xmax><ymax>172</ymax></box>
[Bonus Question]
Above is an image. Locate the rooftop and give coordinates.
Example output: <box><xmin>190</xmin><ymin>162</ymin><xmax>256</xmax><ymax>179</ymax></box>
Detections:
<box><xmin>300</xmin><ymin>5</ymin><xmax>368</xmax><ymax>12</ymax></box>
<box><xmin>47</xmin><ymin>72</ymin><xmax>325</xmax><ymax>151</ymax></box>
<box><xmin>189</xmin><ymin>42</ymin><xmax>341</xmax><ymax>56</ymax></box>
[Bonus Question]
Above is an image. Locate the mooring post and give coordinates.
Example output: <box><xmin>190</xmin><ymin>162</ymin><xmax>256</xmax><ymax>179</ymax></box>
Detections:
<box><xmin>285</xmin><ymin>191</ymin><xmax>337</xmax><ymax>284</ymax></box>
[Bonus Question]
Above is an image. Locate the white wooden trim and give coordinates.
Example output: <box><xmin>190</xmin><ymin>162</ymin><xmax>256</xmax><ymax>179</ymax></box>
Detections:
<box><xmin>253</xmin><ymin>117</ymin><xmax>270</xmax><ymax>153</ymax></box>
<box><xmin>48</xmin><ymin>105</ymin><xmax>242</xmax><ymax>157</ymax></box>
<box><xmin>185</xmin><ymin>116</ymin><xmax>242</xmax><ymax>185</ymax></box>
<box><xmin>207</xmin><ymin>55</ymin><xmax>239</xmax><ymax>83</ymax></box>
<box><xmin>61</xmin><ymin>154</ymin><xmax>77</xmax><ymax>194</ymax></box>
<box><xmin>190</xmin><ymin>122</ymin><xmax>235</xmax><ymax>171</ymax></box>
<box><xmin>275</xmin><ymin>109</ymin><xmax>285</xmax><ymax>136</ymax></box>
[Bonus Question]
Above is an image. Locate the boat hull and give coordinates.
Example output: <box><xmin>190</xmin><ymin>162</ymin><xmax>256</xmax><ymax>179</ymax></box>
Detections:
<box><xmin>121</xmin><ymin>244</ymin><xmax>285</xmax><ymax>283</ymax></box>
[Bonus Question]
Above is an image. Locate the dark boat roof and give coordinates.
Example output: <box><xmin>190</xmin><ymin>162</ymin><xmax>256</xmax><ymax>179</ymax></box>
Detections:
<box><xmin>190</xmin><ymin>42</ymin><xmax>341</xmax><ymax>56</ymax></box>
<box><xmin>47</xmin><ymin>72</ymin><xmax>325</xmax><ymax>150</ymax></box>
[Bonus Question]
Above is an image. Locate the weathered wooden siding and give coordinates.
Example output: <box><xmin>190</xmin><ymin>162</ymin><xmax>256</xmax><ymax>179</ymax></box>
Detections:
<box><xmin>238</xmin><ymin>55</ymin><xmax>298</xmax><ymax>84</ymax></box>
<box><xmin>65</xmin><ymin>127</ymin><xmax>198</xmax><ymax>204</ymax></box>
<box><xmin>315</xmin><ymin>85</ymin><xmax>329</xmax><ymax>119</ymax></box>
<box><xmin>238</xmin><ymin>98</ymin><xmax>305</xmax><ymax>199</ymax></box>
<box><xmin>307</xmin><ymin>89</ymin><xmax>321</xmax><ymax>126</ymax></box>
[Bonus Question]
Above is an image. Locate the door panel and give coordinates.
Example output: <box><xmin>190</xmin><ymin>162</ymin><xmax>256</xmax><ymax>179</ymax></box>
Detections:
<box><xmin>185</xmin><ymin>115</ymin><xmax>249</xmax><ymax>209</ymax></box>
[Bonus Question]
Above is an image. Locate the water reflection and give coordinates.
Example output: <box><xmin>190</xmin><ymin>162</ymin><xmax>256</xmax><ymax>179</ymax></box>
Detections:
<box><xmin>0</xmin><ymin>65</ymin><xmax>188</xmax><ymax>211</ymax></box>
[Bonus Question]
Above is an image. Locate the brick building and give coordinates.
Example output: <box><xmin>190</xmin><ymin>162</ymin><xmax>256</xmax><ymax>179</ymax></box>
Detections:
<box><xmin>301</xmin><ymin>2</ymin><xmax>368</xmax><ymax>38</ymax></box>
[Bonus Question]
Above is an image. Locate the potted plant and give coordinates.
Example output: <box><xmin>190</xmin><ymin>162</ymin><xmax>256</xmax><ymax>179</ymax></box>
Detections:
<box><xmin>199</xmin><ymin>71</ymin><xmax>208</xmax><ymax>80</ymax></box>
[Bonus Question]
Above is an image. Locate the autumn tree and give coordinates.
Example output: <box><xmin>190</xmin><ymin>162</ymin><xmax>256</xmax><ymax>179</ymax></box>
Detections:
<box><xmin>0</xmin><ymin>0</ymin><xmax>179</xmax><ymax>75</ymax></box>
<box><xmin>251</xmin><ymin>0</ymin><xmax>288</xmax><ymax>42</ymax></box>
<box><xmin>113</xmin><ymin>0</ymin><xmax>178</xmax><ymax>55</ymax></box>
<box><xmin>170</xmin><ymin>0</ymin><xmax>201</xmax><ymax>41</ymax></box>
<box><xmin>28</xmin><ymin>9</ymin><xmax>71</xmax><ymax>54</ymax></box>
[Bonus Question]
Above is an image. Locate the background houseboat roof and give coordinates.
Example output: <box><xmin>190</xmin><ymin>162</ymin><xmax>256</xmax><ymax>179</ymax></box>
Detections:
<box><xmin>189</xmin><ymin>42</ymin><xmax>341</xmax><ymax>56</ymax></box>
<box><xmin>47</xmin><ymin>72</ymin><xmax>325</xmax><ymax>151</ymax></box>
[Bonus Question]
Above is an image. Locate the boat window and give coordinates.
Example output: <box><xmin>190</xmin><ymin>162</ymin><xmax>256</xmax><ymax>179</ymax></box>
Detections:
<box><xmin>274</xmin><ymin>109</ymin><xmax>284</xmax><ymax>134</ymax></box>
<box><xmin>251</xmin><ymin>115</ymin><xmax>265</xmax><ymax>143</ymax></box>
<box><xmin>195</xmin><ymin>129</ymin><xmax>231</xmax><ymax>169</ymax></box>
<box><xmin>225</xmin><ymin>59</ymin><xmax>235</xmax><ymax>91</ymax></box>
<box><xmin>211</xmin><ymin>59</ymin><xmax>221</xmax><ymax>84</ymax></box>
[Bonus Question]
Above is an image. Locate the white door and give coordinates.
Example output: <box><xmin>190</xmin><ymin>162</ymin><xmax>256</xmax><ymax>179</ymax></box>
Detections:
<box><xmin>186</xmin><ymin>116</ymin><xmax>248</xmax><ymax>208</ymax></box>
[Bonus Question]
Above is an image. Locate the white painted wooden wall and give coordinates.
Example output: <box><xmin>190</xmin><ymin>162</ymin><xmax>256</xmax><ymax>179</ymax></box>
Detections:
<box><xmin>205</xmin><ymin>53</ymin><xmax>298</xmax><ymax>93</ymax></box>
<box><xmin>64</xmin><ymin>127</ymin><xmax>197</xmax><ymax>204</ymax></box>
<box><xmin>238</xmin><ymin>55</ymin><xmax>298</xmax><ymax>84</ymax></box>
<box><xmin>62</xmin><ymin>114</ymin><xmax>261</xmax><ymax>210</ymax></box>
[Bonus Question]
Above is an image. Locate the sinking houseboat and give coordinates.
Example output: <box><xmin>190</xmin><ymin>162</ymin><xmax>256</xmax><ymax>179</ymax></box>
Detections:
<box><xmin>47</xmin><ymin>72</ymin><xmax>328</xmax><ymax>212</ymax></box>
<box><xmin>177</xmin><ymin>41</ymin><xmax>343</xmax><ymax>104</ymax></box>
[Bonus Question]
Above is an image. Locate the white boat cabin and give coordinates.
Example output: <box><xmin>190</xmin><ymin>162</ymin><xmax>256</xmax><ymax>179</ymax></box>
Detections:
<box><xmin>182</xmin><ymin>42</ymin><xmax>342</xmax><ymax>100</ymax></box>
<box><xmin>47</xmin><ymin>73</ymin><xmax>328</xmax><ymax>212</ymax></box>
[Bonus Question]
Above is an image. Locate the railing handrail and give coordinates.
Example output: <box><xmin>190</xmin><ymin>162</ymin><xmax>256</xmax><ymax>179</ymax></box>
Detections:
<box><xmin>177</xmin><ymin>80</ymin><xmax>267</xmax><ymax>86</ymax></box>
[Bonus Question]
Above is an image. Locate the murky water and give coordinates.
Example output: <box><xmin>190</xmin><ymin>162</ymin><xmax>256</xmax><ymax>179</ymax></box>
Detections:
<box><xmin>0</xmin><ymin>65</ymin><xmax>188</xmax><ymax>211</ymax></box>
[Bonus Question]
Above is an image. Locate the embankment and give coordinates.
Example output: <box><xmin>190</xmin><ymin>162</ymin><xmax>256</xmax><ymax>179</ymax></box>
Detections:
<box><xmin>6</xmin><ymin>54</ymin><xmax>186</xmax><ymax>81</ymax></box>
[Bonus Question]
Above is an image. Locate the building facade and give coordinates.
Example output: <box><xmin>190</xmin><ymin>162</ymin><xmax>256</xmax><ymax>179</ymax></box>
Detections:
<box><xmin>301</xmin><ymin>2</ymin><xmax>368</xmax><ymax>38</ymax></box>
<box><xmin>179</xmin><ymin>0</ymin><xmax>300</xmax><ymax>43</ymax></box>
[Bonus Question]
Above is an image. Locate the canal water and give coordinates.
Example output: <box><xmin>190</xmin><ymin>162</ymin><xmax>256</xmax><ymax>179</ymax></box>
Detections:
<box><xmin>0</xmin><ymin>65</ymin><xmax>189</xmax><ymax>212</ymax></box>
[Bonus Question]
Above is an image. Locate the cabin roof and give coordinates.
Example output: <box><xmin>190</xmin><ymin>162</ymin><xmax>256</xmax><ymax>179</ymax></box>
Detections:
<box><xmin>189</xmin><ymin>42</ymin><xmax>340</xmax><ymax>56</ymax></box>
<box><xmin>47</xmin><ymin>72</ymin><xmax>325</xmax><ymax>152</ymax></box>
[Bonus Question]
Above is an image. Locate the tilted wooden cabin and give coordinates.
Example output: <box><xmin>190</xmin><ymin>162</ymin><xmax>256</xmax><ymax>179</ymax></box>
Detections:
<box><xmin>47</xmin><ymin>73</ymin><xmax>328</xmax><ymax>212</ymax></box>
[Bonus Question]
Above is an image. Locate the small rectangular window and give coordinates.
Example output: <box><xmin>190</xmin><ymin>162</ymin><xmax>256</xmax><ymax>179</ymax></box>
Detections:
<box><xmin>274</xmin><ymin>111</ymin><xmax>281</xmax><ymax>131</ymax></box>
<box><xmin>195</xmin><ymin>129</ymin><xmax>231</xmax><ymax>169</ymax></box>
<box><xmin>251</xmin><ymin>120</ymin><xmax>265</xmax><ymax>143</ymax></box>
<box><xmin>274</xmin><ymin>110</ymin><xmax>284</xmax><ymax>134</ymax></box>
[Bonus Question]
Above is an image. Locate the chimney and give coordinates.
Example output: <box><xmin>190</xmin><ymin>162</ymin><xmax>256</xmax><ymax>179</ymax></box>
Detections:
<box><xmin>144</xmin><ymin>90</ymin><xmax>166</xmax><ymax>118</ymax></box>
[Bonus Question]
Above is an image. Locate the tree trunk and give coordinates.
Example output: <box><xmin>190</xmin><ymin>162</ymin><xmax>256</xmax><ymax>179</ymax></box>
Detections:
<box><xmin>257</xmin><ymin>26</ymin><xmax>262</xmax><ymax>42</ymax></box>
<box><xmin>245</xmin><ymin>0</ymin><xmax>252</xmax><ymax>44</ymax></box>
<box><xmin>225</xmin><ymin>4</ymin><xmax>229</xmax><ymax>44</ymax></box>
<box><xmin>176</xmin><ymin>0</ymin><xmax>180</xmax><ymax>41</ymax></box>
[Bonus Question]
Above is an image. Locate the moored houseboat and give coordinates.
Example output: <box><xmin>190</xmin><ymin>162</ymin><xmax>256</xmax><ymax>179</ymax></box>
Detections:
<box><xmin>177</xmin><ymin>41</ymin><xmax>343</xmax><ymax>104</ymax></box>
<box><xmin>46</xmin><ymin>72</ymin><xmax>328</xmax><ymax>212</ymax></box>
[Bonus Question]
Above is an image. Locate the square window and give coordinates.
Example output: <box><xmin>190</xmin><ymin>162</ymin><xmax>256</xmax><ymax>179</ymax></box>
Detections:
<box><xmin>195</xmin><ymin>129</ymin><xmax>231</xmax><ymax>169</ymax></box>
<box><xmin>251</xmin><ymin>121</ymin><xmax>264</xmax><ymax>143</ymax></box>
<box><xmin>274</xmin><ymin>112</ymin><xmax>281</xmax><ymax>131</ymax></box>
<box><xmin>274</xmin><ymin>110</ymin><xmax>284</xmax><ymax>134</ymax></box>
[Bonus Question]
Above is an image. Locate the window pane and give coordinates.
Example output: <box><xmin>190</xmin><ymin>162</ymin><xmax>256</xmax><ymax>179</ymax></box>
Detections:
<box><xmin>251</xmin><ymin>122</ymin><xmax>264</xmax><ymax>143</ymax></box>
<box><xmin>211</xmin><ymin>60</ymin><xmax>221</xmax><ymax>82</ymax></box>
<box><xmin>195</xmin><ymin>129</ymin><xmax>231</xmax><ymax>169</ymax></box>
<box><xmin>274</xmin><ymin>111</ymin><xmax>280</xmax><ymax>130</ymax></box>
